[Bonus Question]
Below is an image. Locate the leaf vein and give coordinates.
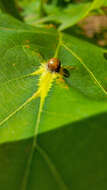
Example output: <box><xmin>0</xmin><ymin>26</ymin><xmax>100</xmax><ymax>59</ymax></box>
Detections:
<box><xmin>62</xmin><ymin>42</ymin><xmax>107</xmax><ymax>96</ymax></box>
<box><xmin>36</xmin><ymin>143</ymin><xmax>69</xmax><ymax>190</ymax></box>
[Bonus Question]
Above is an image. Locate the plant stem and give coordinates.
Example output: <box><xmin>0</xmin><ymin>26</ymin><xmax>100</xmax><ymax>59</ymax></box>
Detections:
<box><xmin>39</xmin><ymin>0</ymin><xmax>46</xmax><ymax>18</ymax></box>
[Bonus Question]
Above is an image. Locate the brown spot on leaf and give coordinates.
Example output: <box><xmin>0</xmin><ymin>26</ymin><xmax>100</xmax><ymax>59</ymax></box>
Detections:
<box><xmin>46</xmin><ymin>24</ymin><xmax>56</xmax><ymax>29</ymax></box>
<box><xmin>25</xmin><ymin>45</ymin><xmax>30</xmax><ymax>48</ymax></box>
<box><xmin>25</xmin><ymin>40</ymin><xmax>30</xmax><ymax>43</ymax></box>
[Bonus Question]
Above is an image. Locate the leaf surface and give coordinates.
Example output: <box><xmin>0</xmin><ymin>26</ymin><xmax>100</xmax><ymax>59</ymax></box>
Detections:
<box><xmin>0</xmin><ymin>0</ymin><xmax>22</xmax><ymax>19</ymax></box>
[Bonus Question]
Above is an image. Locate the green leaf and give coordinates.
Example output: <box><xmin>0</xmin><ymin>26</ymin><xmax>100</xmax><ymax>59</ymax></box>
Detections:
<box><xmin>0</xmin><ymin>113</ymin><xmax>107</xmax><ymax>190</ymax></box>
<box><xmin>20</xmin><ymin>0</ymin><xmax>106</xmax><ymax>31</ymax></box>
<box><xmin>47</xmin><ymin>0</ymin><xmax>107</xmax><ymax>31</ymax></box>
<box><xmin>91</xmin><ymin>0</ymin><xmax>107</xmax><ymax>9</ymax></box>
<box><xmin>0</xmin><ymin>13</ymin><xmax>107</xmax><ymax>189</ymax></box>
<box><xmin>0</xmin><ymin>0</ymin><xmax>22</xmax><ymax>20</ymax></box>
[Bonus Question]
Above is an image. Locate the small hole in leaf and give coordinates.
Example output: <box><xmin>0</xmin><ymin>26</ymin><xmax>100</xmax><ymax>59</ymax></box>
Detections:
<box><xmin>63</xmin><ymin>68</ymin><xmax>70</xmax><ymax>78</ymax></box>
<box><xmin>104</xmin><ymin>53</ymin><xmax>107</xmax><ymax>60</ymax></box>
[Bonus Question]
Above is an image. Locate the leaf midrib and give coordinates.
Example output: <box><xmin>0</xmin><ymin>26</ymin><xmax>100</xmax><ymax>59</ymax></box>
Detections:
<box><xmin>21</xmin><ymin>34</ymin><xmax>69</xmax><ymax>190</ymax></box>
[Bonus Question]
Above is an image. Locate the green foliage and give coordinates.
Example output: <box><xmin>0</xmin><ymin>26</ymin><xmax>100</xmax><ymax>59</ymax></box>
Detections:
<box><xmin>0</xmin><ymin>12</ymin><xmax>107</xmax><ymax>189</ymax></box>
<box><xmin>0</xmin><ymin>0</ymin><xmax>22</xmax><ymax>19</ymax></box>
<box><xmin>0</xmin><ymin>0</ymin><xmax>107</xmax><ymax>189</ymax></box>
<box><xmin>18</xmin><ymin>0</ymin><xmax>107</xmax><ymax>30</ymax></box>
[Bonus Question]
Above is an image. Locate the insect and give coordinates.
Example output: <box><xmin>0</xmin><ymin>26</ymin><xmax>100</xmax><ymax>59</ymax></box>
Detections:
<box><xmin>47</xmin><ymin>58</ymin><xmax>61</xmax><ymax>72</ymax></box>
<box><xmin>0</xmin><ymin>57</ymin><xmax>70</xmax><ymax>128</ymax></box>
<box><xmin>47</xmin><ymin>57</ymin><xmax>70</xmax><ymax>78</ymax></box>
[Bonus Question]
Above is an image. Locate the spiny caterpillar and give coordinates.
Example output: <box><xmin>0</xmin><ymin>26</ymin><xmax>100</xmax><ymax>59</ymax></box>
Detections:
<box><xmin>0</xmin><ymin>58</ymin><xmax>70</xmax><ymax>128</ymax></box>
